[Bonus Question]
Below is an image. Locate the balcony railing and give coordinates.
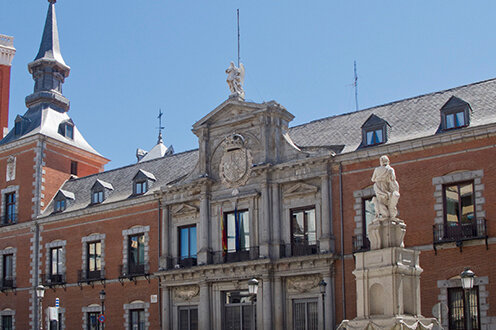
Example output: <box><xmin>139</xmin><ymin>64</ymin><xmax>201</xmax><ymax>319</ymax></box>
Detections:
<box><xmin>77</xmin><ymin>270</ymin><xmax>104</xmax><ymax>286</ymax></box>
<box><xmin>118</xmin><ymin>263</ymin><xmax>149</xmax><ymax>284</ymax></box>
<box><xmin>212</xmin><ymin>246</ymin><xmax>259</xmax><ymax>265</ymax></box>
<box><xmin>41</xmin><ymin>273</ymin><xmax>66</xmax><ymax>286</ymax></box>
<box><xmin>433</xmin><ymin>219</ymin><xmax>488</xmax><ymax>252</ymax></box>
<box><xmin>279</xmin><ymin>242</ymin><xmax>321</xmax><ymax>258</ymax></box>
<box><xmin>167</xmin><ymin>256</ymin><xmax>198</xmax><ymax>269</ymax></box>
<box><xmin>0</xmin><ymin>214</ymin><xmax>17</xmax><ymax>227</ymax></box>
<box><xmin>352</xmin><ymin>235</ymin><xmax>370</xmax><ymax>253</ymax></box>
<box><xmin>0</xmin><ymin>277</ymin><xmax>15</xmax><ymax>290</ymax></box>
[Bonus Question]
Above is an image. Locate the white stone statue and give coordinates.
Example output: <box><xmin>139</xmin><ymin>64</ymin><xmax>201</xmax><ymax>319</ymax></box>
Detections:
<box><xmin>372</xmin><ymin>155</ymin><xmax>400</xmax><ymax>219</ymax></box>
<box><xmin>226</xmin><ymin>61</ymin><xmax>245</xmax><ymax>99</ymax></box>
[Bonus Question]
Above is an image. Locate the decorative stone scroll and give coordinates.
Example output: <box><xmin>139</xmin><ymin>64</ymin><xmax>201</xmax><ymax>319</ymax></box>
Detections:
<box><xmin>174</xmin><ymin>285</ymin><xmax>200</xmax><ymax>301</ymax></box>
<box><xmin>286</xmin><ymin>274</ymin><xmax>320</xmax><ymax>293</ymax></box>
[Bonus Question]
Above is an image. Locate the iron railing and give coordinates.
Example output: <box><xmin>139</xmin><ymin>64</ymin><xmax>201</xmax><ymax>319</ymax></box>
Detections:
<box><xmin>41</xmin><ymin>273</ymin><xmax>66</xmax><ymax>286</ymax></box>
<box><xmin>0</xmin><ymin>214</ymin><xmax>17</xmax><ymax>227</ymax></box>
<box><xmin>211</xmin><ymin>246</ymin><xmax>259</xmax><ymax>265</ymax></box>
<box><xmin>433</xmin><ymin>219</ymin><xmax>488</xmax><ymax>252</ymax></box>
<box><xmin>279</xmin><ymin>242</ymin><xmax>320</xmax><ymax>258</ymax></box>
<box><xmin>352</xmin><ymin>235</ymin><xmax>370</xmax><ymax>253</ymax></box>
<box><xmin>0</xmin><ymin>277</ymin><xmax>15</xmax><ymax>290</ymax></box>
<box><xmin>77</xmin><ymin>270</ymin><xmax>104</xmax><ymax>284</ymax></box>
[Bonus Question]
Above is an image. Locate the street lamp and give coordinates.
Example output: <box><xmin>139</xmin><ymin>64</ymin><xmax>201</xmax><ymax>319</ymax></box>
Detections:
<box><xmin>460</xmin><ymin>268</ymin><xmax>475</xmax><ymax>330</ymax></box>
<box><xmin>319</xmin><ymin>280</ymin><xmax>327</xmax><ymax>330</ymax></box>
<box><xmin>36</xmin><ymin>285</ymin><xmax>45</xmax><ymax>330</ymax></box>
<box><xmin>248</xmin><ymin>278</ymin><xmax>259</xmax><ymax>330</ymax></box>
<box><xmin>99</xmin><ymin>289</ymin><xmax>106</xmax><ymax>330</ymax></box>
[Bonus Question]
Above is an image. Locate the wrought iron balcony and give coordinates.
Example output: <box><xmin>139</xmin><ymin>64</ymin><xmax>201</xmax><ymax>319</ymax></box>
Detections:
<box><xmin>77</xmin><ymin>270</ymin><xmax>105</xmax><ymax>286</ymax></box>
<box><xmin>279</xmin><ymin>242</ymin><xmax>320</xmax><ymax>258</ymax></box>
<box><xmin>433</xmin><ymin>219</ymin><xmax>488</xmax><ymax>252</ymax></box>
<box><xmin>118</xmin><ymin>263</ymin><xmax>149</xmax><ymax>284</ymax></box>
<box><xmin>0</xmin><ymin>277</ymin><xmax>15</xmax><ymax>290</ymax></box>
<box><xmin>170</xmin><ymin>256</ymin><xmax>198</xmax><ymax>269</ymax></box>
<box><xmin>212</xmin><ymin>246</ymin><xmax>259</xmax><ymax>265</ymax></box>
<box><xmin>41</xmin><ymin>273</ymin><xmax>66</xmax><ymax>287</ymax></box>
<box><xmin>0</xmin><ymin>214</ymin><xmax>17</xmax><ymax>227</ymax></box>
<box><xmin>352</xmin><ymin>235</ymin><xmax>370</xmax><ymax>253</ymax></box>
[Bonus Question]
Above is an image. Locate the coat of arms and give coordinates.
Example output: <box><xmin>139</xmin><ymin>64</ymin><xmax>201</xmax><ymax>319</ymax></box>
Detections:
<box><xmin>219</xmin><ymin>134</ymin><xmax>252</xmax><ymax>187</ymax></box>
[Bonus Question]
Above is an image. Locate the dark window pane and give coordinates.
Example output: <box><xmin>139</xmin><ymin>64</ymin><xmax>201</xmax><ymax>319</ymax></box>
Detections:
<box><xmin>375</xmin><ymin>129</ymin><xmax>383</xmax><ymax>143</ymax></box>
<box><xmin>446</xmin><ymin>113</ymin><xmax>455</xmax><ymax>129</ymax></box>
<box><xmin>366</xmin><ymin>131</ymin><xmax>374</xmax><ymax>145</ymax></box>
<box><xmin>190</xmin><ymin>226</ymin><xmax>197</xmax><ymax>257</ymax></box>
<box><xmin>2</xmin><ymin>316</ymin><xmax>13</xmax><ymax>330</ymax></box>
<box><xmin>226</xmin><ymin>211</ymin><xmax>249</xmax><ymax>252</ymax></box>
<box><xmin>456</xmin><ymin>111</ymin><xmax>465</xmax><ymax>127</ymax></box>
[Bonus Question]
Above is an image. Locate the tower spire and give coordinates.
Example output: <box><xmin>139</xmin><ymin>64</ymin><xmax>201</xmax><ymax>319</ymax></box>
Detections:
<box><xmin>25</xmin><ymin>0</ymin><xmax>70</xmax><ymax>112</ymax></box>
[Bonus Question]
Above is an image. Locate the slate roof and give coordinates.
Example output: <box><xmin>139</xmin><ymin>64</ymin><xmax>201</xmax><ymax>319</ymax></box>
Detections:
<box><xmin>289</xmin><ymin>78</ymin><xmax>496</xmax><ymax>153</ymax></box>
<box><xmin>42</xmin><ymin>149</ymin><xmax>198</xmax><ymax>216</ymax></box>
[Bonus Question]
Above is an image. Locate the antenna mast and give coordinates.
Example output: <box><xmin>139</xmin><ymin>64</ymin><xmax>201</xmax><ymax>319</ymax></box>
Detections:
<box><xmin>354</xmin><ymin>60</ymin><xmax>359</xmax><ymax>111</ymax></box>
<box><xmin>237</xmin><ymin>9</ymin><xmax>240</xmax><ymax>67</ymax></box>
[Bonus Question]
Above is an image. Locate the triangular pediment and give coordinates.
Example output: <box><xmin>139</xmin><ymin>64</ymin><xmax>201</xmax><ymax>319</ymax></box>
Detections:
<box><xmin>172</xmin><ymin>203</ymin><xmax>199</xmax><ymax>215</ymax></box>
<box><xmin>283</xmin><ymin>182</ymin><xmax>318</xmax><ymax>197</ymax></box>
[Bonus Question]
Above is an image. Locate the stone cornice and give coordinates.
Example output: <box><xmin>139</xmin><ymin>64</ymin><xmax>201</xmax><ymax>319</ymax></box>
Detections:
<box><xmin>0</xmin><ymin>35</ymin><xmax>15</xmax><ymax>66</ymax></box>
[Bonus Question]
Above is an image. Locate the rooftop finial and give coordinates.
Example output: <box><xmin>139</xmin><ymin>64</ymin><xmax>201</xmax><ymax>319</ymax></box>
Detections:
<box><xmin>48</xmin><ymin>0</ymin><xmax>57</xmax><ymax>4</ymax></box>
<box><xmin>157</xmin><ymin>109</ymin><xmax>165</xmax><ymax>144</ymax></box>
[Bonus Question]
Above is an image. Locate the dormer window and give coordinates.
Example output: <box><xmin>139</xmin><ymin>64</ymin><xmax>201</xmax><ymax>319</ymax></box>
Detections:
<box><xmin>92</xmin><ymin>191</ymin><xmax>104</xmax><ymax>204</ymax></box>
<box><xmin>440</xmin><ymin>96</ymin><xmax>471</xmax><ymax>131</ymax></box>
<box><xmin>360</xmin><ymin>114</ymin><xmax>390</xmax><ymax>148</ymax></box>
<box><xmin>13</xmin><ymin>115</ymin><xmax>29</xmax><ymax>136</ymax></box>
<box><xmin>132</xmin><ymin>170</ymin><xmax>156</xmax><ymax>196</ymax></box>
<box><xmin>90</xmin><ymin>179</ymin><xmax>113</xmax><ymax>205</ymax></box>
<box><xmin>53</xmin><ymin>189</ymin><xmax>75</xmax><ymax>213</ymax></box>
<box><xmin>58</xmin><ymin>120</ymin><xmax>75</xmax><ymax>140</ymax></box>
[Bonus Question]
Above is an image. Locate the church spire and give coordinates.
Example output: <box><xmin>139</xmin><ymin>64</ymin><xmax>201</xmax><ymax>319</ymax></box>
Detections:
<box><xmin>25</xmin><ymin>0</ymin><xmax>70</xmax><ymax>112</ymax></box>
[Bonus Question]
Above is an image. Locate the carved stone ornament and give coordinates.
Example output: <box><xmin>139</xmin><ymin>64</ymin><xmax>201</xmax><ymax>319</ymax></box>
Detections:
<box><xmin>219</xmin><ymin>133</ymin><xmax>252</xmax><ymax>187</ymax></box>
<box><xmin>174</xmin><ymin>285</ymin><xmax>200</xmax><ymax>301</ymax></box>
<box><xmin>6</xmin><ymin>156</ymin><xmax>16</xmax><ymax>182</ymax></box>
<box><xmin>287</xmin><ymin>274</ymin><xmax>320</xmax><ymax>293</ymax></box>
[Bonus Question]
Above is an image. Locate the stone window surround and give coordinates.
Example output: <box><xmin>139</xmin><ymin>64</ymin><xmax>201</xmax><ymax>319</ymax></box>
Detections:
<box><xmin>45</xmin><ymin>240</ymin><xmax>66</xmax><ymax>278</ymax></box>
<box><xmin>0</xmin><ymin>247</ymin><xmax>16</xmax><ymax>286</ymax></box>
<box><xmin>82</xmin><ymin>305</ymin><xmax>102</xmax><ymax>330</ymax></box>
<box><xmin>0</xmin><ymin>309</ymin><xmax>15</xmax><ymax>330</ymax></box>
<box><xmin>432</xmin><ymin>170</ymin><xmax>485</xmax><ymax>225</ymax></box>
<box><xmin>437</xmin><ymin>276</ymin><xmax>490</xmax><ymax>329</ymax></box>
<box><xmin>353</xmin><ymin>186</ymin><xmax>375</xmax><ymax>237</ymax></box>
<box><xmin>171</xmin><ymin>219</ymin><xmax>198</xmax><ymax>263</ymax></box>
<box><xmin>81</xmin><ymin>233</ymin><xmax>106</xmax><ymax>278</ymax></box>
<box><xmin>1</xmin><ymin>185</ymin><xmax>19</xmax><ymax>223</ymax></box>
<box><xmin>123</xmin><ymin>301</ymin><xmax>150</xmax><ymax>330</ymax></box>
<box><xmin>282</xmin><ymin>196</ymin><xmax>321</xmax><ymax>247</ymax></box>
<box><xmin>122</xmin><ymin>226</ymin><xmax>150</xmax><ymax>274</ymax></box>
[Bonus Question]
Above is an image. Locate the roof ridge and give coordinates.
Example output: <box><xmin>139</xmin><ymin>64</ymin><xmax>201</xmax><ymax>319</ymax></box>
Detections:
<box><xmin>290</xmin><ymin>77</ymin><xmax>496</xmax><ymax>130</ymax></box>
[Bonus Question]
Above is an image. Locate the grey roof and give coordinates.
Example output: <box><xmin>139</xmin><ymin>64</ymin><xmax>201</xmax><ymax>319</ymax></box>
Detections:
<box><xmin>57</xmin><ymin>189</ymin><xmax>75</xmax><ymax>200</ymax></box>
<box><xmin>33</xmin><ymin>1</ymin><xmax>67</xmax><ymax>66</ymax></box>
<box><xmin>289</xmin><ymin>78</ymin><xmax>496</xmax><ymax>153</ymax></box>
<box><xmin>135</xmin><ymin>169</ymin><xmax>156</xmax><ymax>181</ymax></box>
<box><xmin>93</xmin><ymin>179</ymin><xmax>113</xmax><ymax>191</ymax></box>
<box><xmin>42</xmin><ymin>149</ymin><xmax>199</xmax><ymax>216</ymax></box>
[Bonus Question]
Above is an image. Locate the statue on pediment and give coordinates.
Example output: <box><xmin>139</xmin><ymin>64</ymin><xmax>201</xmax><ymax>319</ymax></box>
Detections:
<box><xmin>226</xmin><ymin>61</ymin><xmax>245</xmax><ymax>99</ymax></box>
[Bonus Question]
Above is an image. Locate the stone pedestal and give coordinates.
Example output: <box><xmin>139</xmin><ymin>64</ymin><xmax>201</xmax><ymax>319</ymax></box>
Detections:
<box><xmin>338</xmin><ymin>216</ymin><xmax>439</xmax><ymax>330</ymax></box>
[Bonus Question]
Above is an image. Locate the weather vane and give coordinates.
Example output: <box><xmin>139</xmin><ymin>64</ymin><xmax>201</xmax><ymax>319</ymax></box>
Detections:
<box><xmin>157</xmin><ymin>109</ymin><xmax>165</xmax><ymax>144</ymax></box>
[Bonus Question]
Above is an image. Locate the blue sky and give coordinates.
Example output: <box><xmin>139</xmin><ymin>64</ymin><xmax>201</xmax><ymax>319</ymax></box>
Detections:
<box><xmin>2</xmin><ymin>1</ymin><xmax>496</xmax><ymax>169</ymax></box>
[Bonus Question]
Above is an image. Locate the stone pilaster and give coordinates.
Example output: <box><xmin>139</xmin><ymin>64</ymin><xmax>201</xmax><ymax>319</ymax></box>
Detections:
<box><xmin>198</xmin><ymin>189</ymin><xmax>210</xmax><ymax>265</ymax></box>
<box><xmin>260</xmin><ymin>182</ymin><xmax>271</xmax><ymax>257</ymax></box>
<box><xmin>199</xmin><ymin>282</ymin><xmax>211</xmax><ymax>330</ymax></box>
<box><xmin>320</xmin><ymin>174</ymin><xmax>332</xmax><ymax>252</ymax></box>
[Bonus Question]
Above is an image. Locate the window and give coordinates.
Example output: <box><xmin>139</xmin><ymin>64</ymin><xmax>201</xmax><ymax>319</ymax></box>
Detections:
<box><xmin>54</xmin><ymin>199</ymin><xmax>66</xmax><ymax>212</ymax></box>
<box><xmin>129</xmin><ymin>234</ymin><xmax>145</xmax><ymax>274</ymax></box>
<box><xmin>223</xmin><ymin>291</ymin><xmax>255</xmax><ymax>330</ymax></box>
<box><xmin>443</xmin><ymin>181</ymin><xmax>478</xmax><ymax>240</ymax></box>
<box><xmin>293</xmin><ymin>299</ymin><xmax>318</xmax><ymax>330</ymax></box>
<box><xmin>87</xmin><ymin>312</ymin><xmax>101</xmax><ymax>330</ymax></box>
<box><xmin>71</xmin><ymin>161</ymin><xmax>78</xmax><ymax>176</ymax></box>
<box><xmin>87</xmin><ymin>241</ymin><xmax>102</xmax><ymax>279</ymax></box>
<box><xmin>65</xmin><ymin>123</ymin><xmax>74</xmax><ymax>139</ymax></box>
<box><xmin>50</xmin><ymin>247</ymin><xmax>64</xmax><ymax>282</ymax></box>
<box><xmin>92</xmin><ymin>191</ymin><xmax>104</xmax><ymax>204</ymax></box>
<box><xmin>225</xmin><ymin>210</ymin><xmax>250</xmax><ymax>253</ymax></box>
<box><xmin>365</xmin><ymin>128</ymin><xmax>384</xmax><ymax>145</ymax></box>
<box><xmin>291</xmin><ymin>207</ymin><xmax>317</xmax><ymax>256</ymax></box>
<box><xmin>179</xmin><ymin>225</ymin><xmax>197</xmax><ymax>267</ymax></box>
<box><xmin>4</xmin><ymin>192</ymin><xmax>16</xmax><ymax>224</ymax></box>
<box><xmin>2</xmin><ymin>254</ymin><xmax>13</xmax><ymax>288</ymax></box>
<box><xmin>445</xmin><ymin>111</ymin><xmax>466</xmax><ymax>129</ymax></box>
<box><xmin>439</xmin><ymin>96</ymin><xmax>471</xmax><ymax>131</ymax></box>
<box><xmin>448</xmin><ymin>287</ymin><xmax>480</xmax><ymax>330</ymax></box>
<box><xmin>135</xmin><ymin>181</ymin><xmax>147</xmax><ymax>195</ymax></box>
<box><xmin>1</xmin><ymin>315</ymin><xmax>12</xmax><ymax>330</ymax></box>
<box><xmin>179</xmin><ymin>306</ymin><xmax>198</xmax><ymax>330</ymax></box>
<box><xmin>130</xmin><ymin>309</ymin><xmax>145</xmax><ymax>330</ymax></box>
<box><xmin>353</xmin><ymin>197</ymin><xmax>374</xmax><ymax>252</ymax></box>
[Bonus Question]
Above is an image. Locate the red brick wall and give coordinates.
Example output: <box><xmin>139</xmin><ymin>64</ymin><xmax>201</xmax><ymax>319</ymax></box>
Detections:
<box><xmin>0</xmin><ymin>65</ymin><xmax>11</xmax><ymax>135</ymax></box>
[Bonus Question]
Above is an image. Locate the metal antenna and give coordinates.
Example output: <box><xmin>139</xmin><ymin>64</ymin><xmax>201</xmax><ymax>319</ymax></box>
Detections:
<box><xmin>157</xmin><ymin>109</ymin><xmax>165</xmax><ymax>144</ymax></box>
<box><xmin>237</xmin><ymin>9</ymin><xmax>240</xmax><ymax>67</ymax></box>
<box><xmin>354</xmin><ymin>61</ymin><xmax>359</xmax><ymax>111</ymax></box>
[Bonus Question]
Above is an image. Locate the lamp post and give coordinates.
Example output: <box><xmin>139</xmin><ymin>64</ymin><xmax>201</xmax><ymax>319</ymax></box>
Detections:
<box><xmin>460</xmin><ymin>268</ymin><xmax>475</xmax><ymax>330</ymax></box>
<box><xmin>99</xmin><ymin>289</ymin><xmax>106</xmax><ymax>330</ymax></box>
<box><xmin>248</xmin><ymin>278</ymin><xmax>259</xmax><ymax>330</ymax></box>
<box><xmin>36</xmin><ymin>285</ymin><xmax>45</xmax><ymax>330</ymax></box>
<box><xmin>319</xmin><ymin>280</ymin><xmax>327</xmax><ymax>330</ymax></box>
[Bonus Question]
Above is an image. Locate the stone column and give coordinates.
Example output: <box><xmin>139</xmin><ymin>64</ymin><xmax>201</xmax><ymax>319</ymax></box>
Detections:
<box><xmin>320</xmin><ymin>174</ymin><xmax>332</xmax><ymax>252</ymax></box>
<box><xmin>160</xmin><ymin>204</ymin><xmax>169</xmax><ymax>269</ymax></box>
<box><xmin>199</xmin><ymin>282</ymin><xmax>211</xmax><ymax>330</ymax></box>
<box><xmin>324</xmin><ymin>275</ymin><xmax>333</xmax><ymax>330</ymax></box>
<box><xmin>198</xmin><ymin>188</ymin><xmax>210</xmax><ymax>265</ymax></box>
<box><xmin>271</xmin><ymin>183</ymin><xmax>281</xmax><ymax>259</ymax></box>
<box><xmin>273</xmin><ymin>277</ymin><xmax>283</xmax><ymax>330</ymax></box>
<box><xmin>161</xmin><ymin>285</ymin><xmax>171</xmax><ymax>330</ymax></box>
<box><xmin>260</xmin><ymin>182</ymin><xmax>271</xmax><ymax>257</ymax></box>
<box><xmin>262</xmin><ymin>276</ymin><xmax>273</xmax><ymax>330</ymax></box>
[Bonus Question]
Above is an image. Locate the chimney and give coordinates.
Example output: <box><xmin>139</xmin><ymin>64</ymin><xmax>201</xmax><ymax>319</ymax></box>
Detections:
<box><xmin>0</xmin><ymin>35</ymin><xmax>16</xmax><ymax>138</ymax></box>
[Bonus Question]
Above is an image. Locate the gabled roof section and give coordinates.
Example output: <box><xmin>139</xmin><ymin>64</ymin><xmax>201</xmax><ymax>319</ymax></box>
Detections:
<box><xmin>440</xmin><ymin>96</ymin><xmax>472</xmax><ymax>112</ymax></box>
<box><xmin>361</xmin><ymin>114</ymin><xmax>390</xmax><ymax>128</ymax></box>
<box><xmin>92</xmin><ymin>179</ymin><xmax>113</xmax><ymax>191</ymax></box>
<box><xmin>55</xmin><ymin>189</ymin><xmax>75</xmax><ymax>200</ymax></box>
<box><xmin>134</xmin><ymin>169</ymin><xmax>156</xmax><ymax>182</ymax></box>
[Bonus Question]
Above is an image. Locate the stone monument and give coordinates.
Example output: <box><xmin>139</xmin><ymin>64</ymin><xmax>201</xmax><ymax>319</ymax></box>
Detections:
<box><xmin>338</xmin><ymin>156</ymin><xmax>439</xmax><ymax>330</ymax></box>
<box><xmin>226</xmin><ymin>61</ymin><xmax>245</xmax><ymax>99</ymax></box>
